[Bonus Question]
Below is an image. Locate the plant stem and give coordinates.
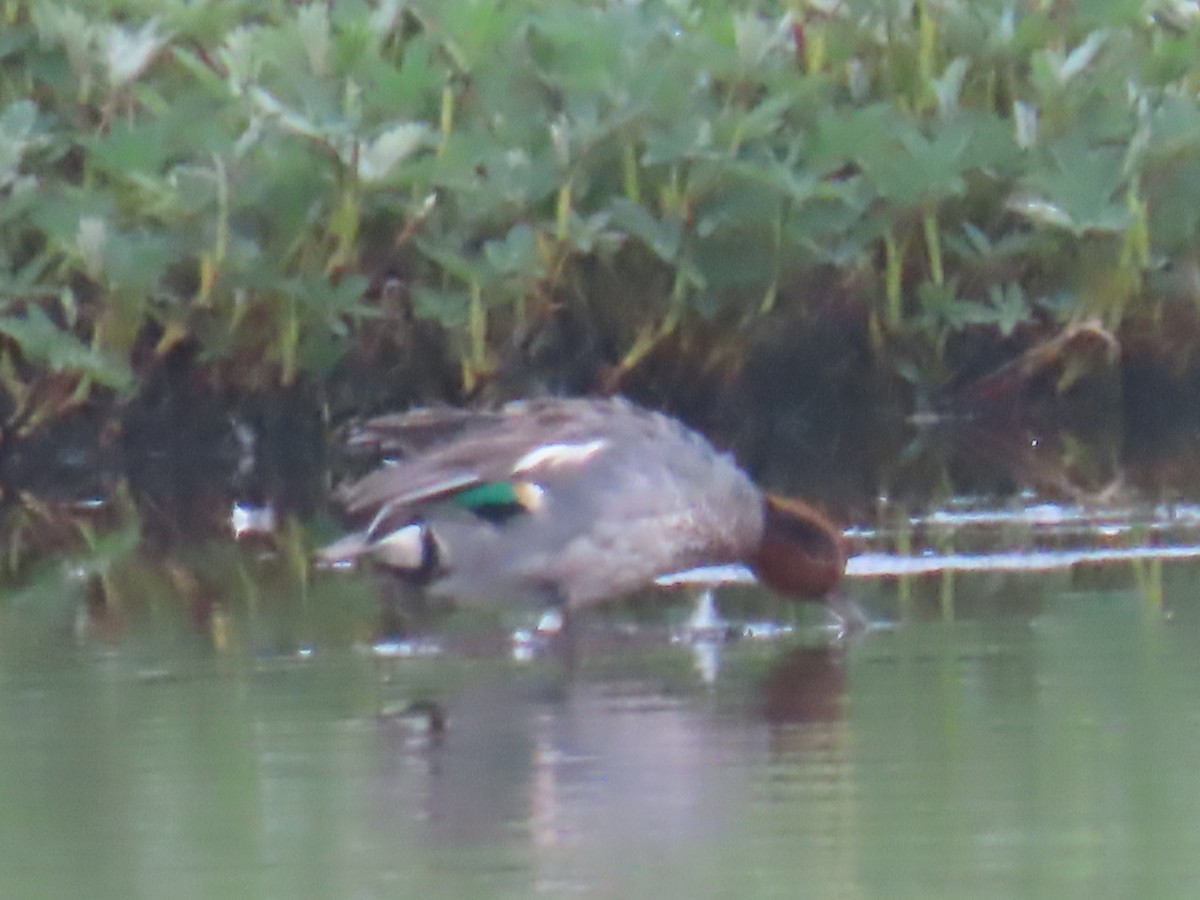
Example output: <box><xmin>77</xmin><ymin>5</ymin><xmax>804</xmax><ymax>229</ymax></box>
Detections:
<box><xmin>917</xmin><ymin>0</ymin><xmax>936</xmax><ymax>109</ymax></box>
<box><xmin>805</xmin><ymin>22</ymin><xmax>826</xmax><ymax>75</ymax></box>
<box><xmin>556</xmin><ymin>179</ymin><xmax>572</xmax><ymax>243</ymax></box>
<box><xmin>468</xmin><ymin>280</ymin><xmax>487</xmax><ymax>378</ymax></box>
<box><xmin>1126</xmin><ymin>182</ymin><xmax>1150</xmax><ymax>271</ymax></box>
<box><xmin>438</xmin><ymin>82</ymin><xmax>454</xmax><ymax>157</ymax></box>
<box><xmin>940</xmin><ymin>568</ymin><xmax>955</xmax><ymax>622</ymax></box>
<box><xmin>760</xmin><ymin>202</ymin><xmax>784</xmax><ymax>315</ymax></box>
<box><xmin>616</xmin><ymin>322</ymin><xmax>659</xmax><ymax>379</ymax></box>
<box><xmin>622</xmin><ymin>141</ymin><xmax>640</xmax><ymax>203</ymax></box>
<box><xmin>923</xmin><ymin>202</ymin><xmax>943</xmax><ymax>287</ymax></box>
<box><xmin>281</xmin><ymin>291</ymin><xmax>299</xmax><ymax>385</ymax></box>
<box><xmin>895</xmin><ymin>506</ymin><xmax>913</xmax><ymax>620</ymax></box>
<box><xmin>884</xmin><ymin>228</ymin><xmax>903</xmax><ymax>329</ymax></box>
<box><xmin>663</xmin><ymin>261</ymin><xmax>688</xmax><ymax>335</ymax></box>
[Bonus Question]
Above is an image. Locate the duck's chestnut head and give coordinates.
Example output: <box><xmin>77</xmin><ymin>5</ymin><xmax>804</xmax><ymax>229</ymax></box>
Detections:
<box><xmin>751</xmin><ymin>495</ymin><xmax>847</xmax><ymax>599</ymax></box>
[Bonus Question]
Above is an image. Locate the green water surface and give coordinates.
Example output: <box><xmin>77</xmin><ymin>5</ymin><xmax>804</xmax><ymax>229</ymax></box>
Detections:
<box><xmin>2</xmin><ymin>561</ymin><xmax>1199</xmax><ymax>899</ymax></box>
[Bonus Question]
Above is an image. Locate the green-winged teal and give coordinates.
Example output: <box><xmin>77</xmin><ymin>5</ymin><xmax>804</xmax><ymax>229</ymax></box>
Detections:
<box><xmin>321</xmin><ymin>396</ymin><xmax>846</xmax><ymax>608</ymax></box>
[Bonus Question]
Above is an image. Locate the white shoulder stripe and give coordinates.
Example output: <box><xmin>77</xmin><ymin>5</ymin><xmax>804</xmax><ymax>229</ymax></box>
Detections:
<box><xmin>511</xmin><ymin>438</ymin><xmax>608</xmax><ymax>474</ymax></box>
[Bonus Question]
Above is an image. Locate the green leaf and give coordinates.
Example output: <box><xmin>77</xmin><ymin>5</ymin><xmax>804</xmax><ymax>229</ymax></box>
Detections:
<box><xmin>412</xmin><ymin>286</ymin><xmax>472</xmax><ymax>327</ymax></box>
<box><xmin>0</xmin><ymin>100</ymin><xmax>39</xmax><ymax>189</ymax></box>
<box><xmin>102</xmin><ymin>231</ymin><xmax>179</xmax><ymax>295</ymax></box>
<box><xmin>1016</xmin><ymin>134</ymin><xmax>1129</xmax><ymax>234</ymax></box>
<box><xmin>987</xmin><ymin>283</ymin><xmax>1031</xmax><ymax>337</ymax></box>
<box><xmin>861</xmin><ymin>120</ymin><xmax>971</xmax><ymax>206</ymax></box>
<box><xmin>86</xmin><ymin>120</ymin><xmax>172</xmax><ymax>177</ymax></box>
<box><xmin>483</xmin><ymin>225</ymin><xmax>542</xmax><ymax>277</ymax></box>
<box><xmin>810</xmin><ymin>105</ymin><xmax>896</xmax><ymax>171</ymax></box>
<box><xmin>414</xmin><ymin>236</ymin><xmax>492</xmax><ymax>285</ymax></box>
<box><xmin>0</xmin><ymin>307</ymin><xmax>132</xmax><ymax>390</ymax></box>
<box><xmin>641</xmin><ymin>116</ymin><xmax>716</xmax><ymax>166</ymax></box>
<box><xmin>355</xmin><ymin>122</ymin><xmax>434</xmax><ymax>182</ymax></box>
<box><xmin>606</xmin><ymin>198</ymin><xmax>682</xmax><ymax>261</ymax></box>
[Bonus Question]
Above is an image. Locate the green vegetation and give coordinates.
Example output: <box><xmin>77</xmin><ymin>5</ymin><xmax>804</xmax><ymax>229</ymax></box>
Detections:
<box><xmin>1</xmin><ymin>0</ymin><xmax>1200</xmax><ymax>430</ymax></box>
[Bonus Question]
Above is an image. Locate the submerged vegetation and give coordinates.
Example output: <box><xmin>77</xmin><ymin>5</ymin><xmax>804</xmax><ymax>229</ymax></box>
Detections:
<box><xmin>0</xmin><ymin>0</ymin><xmax>1199</xmax><ymax>434</ymax></box>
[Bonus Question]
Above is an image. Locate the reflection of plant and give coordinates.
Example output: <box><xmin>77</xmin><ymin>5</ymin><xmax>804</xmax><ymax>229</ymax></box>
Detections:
<box><xmin>0</xmin><ymin>482</ymin><xmax>140</xmax><ymax>614</ymax></box>
<box><xmin>0</xmin><ymin>471</ymin><xmax>361</xmax><ymax>652</ymax></box>
<box><xmin>0</xmin><ymin>0</ymin><xmax>1198</xmax><ymax>418</ymax></box>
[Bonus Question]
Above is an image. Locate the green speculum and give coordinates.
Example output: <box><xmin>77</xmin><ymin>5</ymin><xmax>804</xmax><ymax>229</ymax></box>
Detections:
<box><xmin>452</xmin><ymin>482</ymin><xmax>528</xmax><ymax>524</ymax></box>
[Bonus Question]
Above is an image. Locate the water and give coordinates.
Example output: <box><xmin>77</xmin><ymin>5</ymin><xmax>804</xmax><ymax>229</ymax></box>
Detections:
<box><xmin>2</xmin><ymin>556</ymin><xmax>1200</xmax><ymax>898</ymax></box>
<box><xmin>4</xmin><ymin>410</ymin><xmax>1200</xmax><ymax>898</ymax></box>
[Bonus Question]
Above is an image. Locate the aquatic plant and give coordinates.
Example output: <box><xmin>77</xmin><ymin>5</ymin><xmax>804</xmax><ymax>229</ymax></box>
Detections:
<box><xmin>0</xmin><ymin>0</ymin><xmax>1198</xmax><ymax>426</ymax></box>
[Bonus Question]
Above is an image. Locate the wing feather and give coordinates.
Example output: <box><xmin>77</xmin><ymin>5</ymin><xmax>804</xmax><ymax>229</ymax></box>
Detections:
<box><xmin>336</xmin><ymin>399</ymin><xmax>621</xmax><ymax>515</ymax></box>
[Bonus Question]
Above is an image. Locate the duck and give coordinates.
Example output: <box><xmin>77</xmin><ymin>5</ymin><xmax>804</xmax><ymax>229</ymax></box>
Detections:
<box><xmin>319</xmin><ymin>396</ymin><xmax>846</xmax><ymax>609</ymax></box>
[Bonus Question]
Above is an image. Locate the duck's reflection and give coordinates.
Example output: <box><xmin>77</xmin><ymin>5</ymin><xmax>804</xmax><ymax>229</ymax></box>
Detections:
<box><xmin>761</xmin><ymin>644</ymin><xmax>848</xmax><ymax>726</ymax></box>
<box><xmin>364</xmin><ymin>643</ymin><xmax>854</xmax><ymax>892</ymax></box>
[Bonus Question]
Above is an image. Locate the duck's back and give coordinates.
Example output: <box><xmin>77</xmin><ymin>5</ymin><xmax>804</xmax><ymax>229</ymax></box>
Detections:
<box><xmin>333</xmin><ymin>397</ymin><xmax>766</xmax><ymax>607</ymax></box>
